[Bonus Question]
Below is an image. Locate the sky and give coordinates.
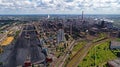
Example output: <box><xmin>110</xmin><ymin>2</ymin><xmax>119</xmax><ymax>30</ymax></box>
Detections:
<box><xmin>0</xmin><ymin>0</ymin><xmax>120</xmax><ymax>14</ymax></box>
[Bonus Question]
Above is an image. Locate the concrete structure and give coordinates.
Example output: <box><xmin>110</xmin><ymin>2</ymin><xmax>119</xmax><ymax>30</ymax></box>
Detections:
<box><xmin>2</xmin><ymin>24</ymin><xmax>46</xmax><ymax>67</ymax></box>
<box><xmin>108</xmin><ymin>59</ymin><xmax>120</xmax><ymax>67</ymax></box>
<box><xmin>110</xmin><ymin>41</ymin><xmax>120</xmax><ymax>49</ymax></box>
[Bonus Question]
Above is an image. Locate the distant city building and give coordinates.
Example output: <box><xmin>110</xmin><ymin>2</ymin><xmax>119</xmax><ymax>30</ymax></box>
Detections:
<box><xmin>98</xmin><ymin>20</ymin><xmax>105</xmax><ymax>28</ymax></box>
<box><xmin>105</xmin><ymin>22</ymin><xmax>113</xmax><ymax>29</ymax></box>
<box><xmin>89</xmin><ymin>27</ymin><xmax>99</xmax><ymax>35</ymax></box>
<box><xmin>82</xmin><ymin>21</ymin><xmax>89</xmax><ymax>28</ymax></box>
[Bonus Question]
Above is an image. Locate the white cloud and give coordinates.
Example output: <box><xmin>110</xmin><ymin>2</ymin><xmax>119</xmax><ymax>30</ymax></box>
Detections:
<box><xmin>0</xmin><ymin>0</ymin><xmax>120</xmax><ymax>14</ymax></box>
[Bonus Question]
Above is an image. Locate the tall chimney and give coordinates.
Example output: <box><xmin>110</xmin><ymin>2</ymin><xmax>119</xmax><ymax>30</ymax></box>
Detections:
<box><xmin>82</xmin><ymin>11</ymin><xmax>84</xmax><ymax>21</ymax></box>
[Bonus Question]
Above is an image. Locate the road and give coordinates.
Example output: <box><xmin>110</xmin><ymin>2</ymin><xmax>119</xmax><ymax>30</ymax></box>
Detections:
<box><xmin>66</xmin><ymin>38</ymin><xmax>108</xmax><ymax>67</ymax></box>
<box><xmin>50</xmin><ymin>40</ymin><xmax>75</xmax><ymax>67</ymax></box>
<box><xmin>58</xmin><ymin>40</ymin><xmax>75</xmax><ymax>67</ymax></box>
<box><xmin>3</xmin><ymin>24</ymin><xmax>45</xmax><ymax>67</ymax></box>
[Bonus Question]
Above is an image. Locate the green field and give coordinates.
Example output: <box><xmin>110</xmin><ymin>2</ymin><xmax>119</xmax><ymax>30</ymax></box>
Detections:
<box><xmin>78</xmin><ymin>41</ymin><xmax>117</xmax><ymax>67</ymax></box>
<box><xmin>92</xmin><ymin>33</ymin><xmax>107</xmax><ymax>43</ymax></box>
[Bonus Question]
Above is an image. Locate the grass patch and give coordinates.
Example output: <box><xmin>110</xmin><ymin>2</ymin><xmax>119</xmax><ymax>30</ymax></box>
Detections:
<box><xmin>0</xmin><ymin>47</ymin><xmax>3</xmax><ymax>54</ymax></box>
<box><xmin>92</xmin><ymin>33</ymin><xmax>107</xmax><ymax>43</ymax></box>
<box><xmin>15</xmin><ymin>31</ymin><xmax>20</xmax><ymax>38</ymax></box>
<box><xmin>78</xmin><ymin>41</ymin><xmax>117</xmax><ymax>67</ymax></box>
<box><xmin>116</xmin><ymin>38</ymin><xmax>120</xmax><ymax>42</ymax></box>
<box><xmin>92</xmin><ymin>37</ymin><xmax>106</xmax><ymax>43</ymax></box>
<box><xmin>55</xmin><ymin>52</ymin><xmax>63</xmax><ymax>58</ymax></box>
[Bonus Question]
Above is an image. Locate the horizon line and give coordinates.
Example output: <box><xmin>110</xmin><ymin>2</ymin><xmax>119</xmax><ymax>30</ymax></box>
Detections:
<box><xmin>0</xmin><ymin>13</ymin><xmax>120</xmax><ymax>16</ymax></box>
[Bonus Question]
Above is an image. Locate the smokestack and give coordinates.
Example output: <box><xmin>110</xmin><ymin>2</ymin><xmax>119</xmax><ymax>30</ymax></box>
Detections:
<box><xmin>82</xmin><ymin>11</ymin><xmax>84</xmax><ymax>21</ymax></box>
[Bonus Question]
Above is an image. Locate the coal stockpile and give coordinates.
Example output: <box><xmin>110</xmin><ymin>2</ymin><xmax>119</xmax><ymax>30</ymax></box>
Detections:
<box><xmin>4</xmin><ymin>24</ymin><xmax>45</xmax><ymax>67</ymax></box>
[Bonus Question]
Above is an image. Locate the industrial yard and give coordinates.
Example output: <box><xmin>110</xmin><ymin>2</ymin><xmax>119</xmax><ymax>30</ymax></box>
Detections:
<box><xmin>0</xmin><ymin>0</ymin><xmax>120</xmax><ymax>66</ymax></box>
<box><xmin>0</xmin><ymin>14</ymin><xmax>120</xmax><ymax>67</ymax></box>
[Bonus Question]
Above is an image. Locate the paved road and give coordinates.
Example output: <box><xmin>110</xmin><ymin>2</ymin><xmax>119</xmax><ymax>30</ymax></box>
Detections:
<box><xmin>66</xmin><ymin>38</ymin><xmax>108</xmax><ymax>67</ymax></box>
<box><xmin>3</xmin><ymin>24</ymin><xmax>45</xmax><ymax>67</ymax></box>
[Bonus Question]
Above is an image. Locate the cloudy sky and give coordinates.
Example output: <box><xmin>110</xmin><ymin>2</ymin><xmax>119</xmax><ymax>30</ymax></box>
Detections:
<box><xmin>0</xmin><ymin>0</ymin><xmax>120</xmax><ymax>14</ymax></box>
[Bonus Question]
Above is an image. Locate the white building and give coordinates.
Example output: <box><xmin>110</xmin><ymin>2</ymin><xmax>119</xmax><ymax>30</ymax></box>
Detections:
<box><xmin>57</xmin><ymin>29</ymin><xmax>65</xmax><ymax>44</ymax></box>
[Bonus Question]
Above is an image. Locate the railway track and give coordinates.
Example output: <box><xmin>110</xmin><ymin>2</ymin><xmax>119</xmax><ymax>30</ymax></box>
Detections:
<box><xmin>66</xmin><ymin>38</ymin><xmax>108</xmax><ymax>67</ymax></box>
